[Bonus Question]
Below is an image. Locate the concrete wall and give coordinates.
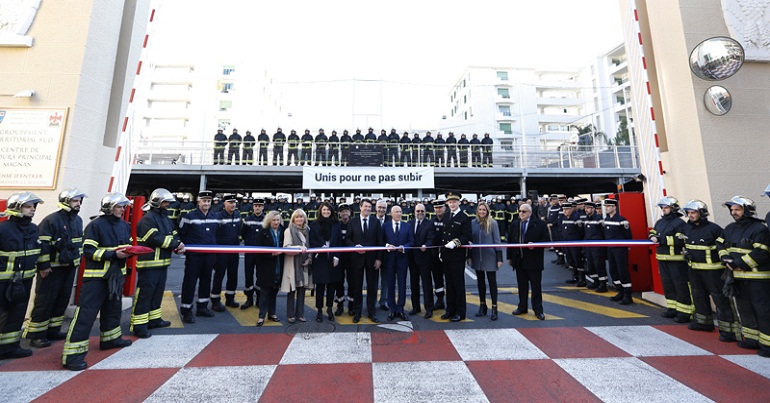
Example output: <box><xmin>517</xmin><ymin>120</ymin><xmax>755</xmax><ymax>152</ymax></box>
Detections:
<box><xmin>0</xmin><ymin>0</ymin><xmax>149</xmax><ymax>219</ymax></box>
<box><xmin>636</xmin><ymin>0</ymin><xmax>770</xmax><ymax>227</ymax></box>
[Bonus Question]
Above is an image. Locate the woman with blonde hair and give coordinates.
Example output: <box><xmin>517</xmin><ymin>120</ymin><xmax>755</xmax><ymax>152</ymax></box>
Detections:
<box><xmin>469</xmin><ymin>201</ymin><xmax>503</xmax><ymax>320</ymax></box>
<box><xmin>280</xmin><ymin>209</ymin><xmax>312</xmax><ymax>323</ymax></box>
<box><xmin>255</xmin><ymin>211</ymin><xmax>284</xmax><ymax>326</ymax></box>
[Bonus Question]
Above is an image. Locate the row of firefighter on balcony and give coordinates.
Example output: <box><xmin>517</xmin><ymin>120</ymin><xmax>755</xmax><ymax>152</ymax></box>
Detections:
<box><xmin>213</xmin><ymin>128</ymin><xmax>495</xmax><ymax>167</ymax></box>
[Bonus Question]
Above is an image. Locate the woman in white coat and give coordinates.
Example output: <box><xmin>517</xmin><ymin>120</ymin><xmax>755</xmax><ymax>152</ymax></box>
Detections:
<box><xmin>280</xmin><ymin>209</ymin><xmax>312</xmax><ymax>323</ymax></box>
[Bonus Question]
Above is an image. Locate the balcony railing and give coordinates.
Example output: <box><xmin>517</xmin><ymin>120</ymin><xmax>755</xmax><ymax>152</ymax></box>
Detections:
<box><xmin>132</xmin><ymin>140</ymin><xmax>638</xmax><ymax>170</ymax></box>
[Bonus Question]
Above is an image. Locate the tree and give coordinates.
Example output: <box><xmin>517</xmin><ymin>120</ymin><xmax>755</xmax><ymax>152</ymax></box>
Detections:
<box><xmin>614</xmin><ymin>117</ymin><xmax>631</xmax><ymax>146</ymax></box>
<box><xmin>570</xmin><ymin>123</ymin><xmax>609</xmax><ymax>147</ymax></box>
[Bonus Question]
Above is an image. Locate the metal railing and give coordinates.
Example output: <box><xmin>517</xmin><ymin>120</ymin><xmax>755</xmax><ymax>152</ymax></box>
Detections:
<box><xmin>132</xmin><ymin>140</ymin><xmax>638</xmax><ymax>170</ymax></box>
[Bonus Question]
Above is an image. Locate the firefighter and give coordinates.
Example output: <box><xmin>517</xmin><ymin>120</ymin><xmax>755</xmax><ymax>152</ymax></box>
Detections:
<box><xmin>257</xmin><ymin>129</ymin><xmax>270</xmax><ymax>166</ymax></box>
<box><xmin>560</xmin><ymin>202</ymin><xmax>585</xmax><ymax>286</ymax></box>
<box><xmin>422</xmin><ymin>131</ymin><xmax>435</xmax><ymax>167</ymax></box>
<box><xmin>680</xmin><ymin>200</ymin><xmax>739</xmax><ymax>340</ymax></box>
<box><xmin>0</xmin><ymin>192</ymin><xmax>48</xmax><ymax>360</ymax></box>
<box><xmin>491</xmin><ymin>197</ymin><xmax>508</xmax><ymax>246</ymax></box>
<box><xmin>583</xmin><ymin>201</ymin><xmax>608</xmax><ymax>292</ymax></box>
<box><xmin>649</xmin><ymin>196</ymin><xmax>692</xmax><ymax>322</ymax></box>
<box><xmin>481</xmin><ymin>132</ymin><xmax>494</xmax><ymax>167</ymax></box>
<box><xmin>62</xmin><ymin>193</ymin><xmax>133</xmax><ymax>371</ymax></box>
<box><xmin>430</xmin><ymin>198</ymin><xmax>448</xmax><ymax>310</ymax></box>
<box><xmin>328</xmin><ymin>130</ymin><xmax>340</xmax><ymax>166</ymax></box>
<box><xmin>287</xmin><ymin>129</ymin><xmax>299</xmax><ymax>166</ymax></box>
<box><xmin>211</xmin><ymin>194</ymin><xmax>242</xmax><ymax>310</ymax></box>
<box><xmin>411</xmin><ymin>133</ymin><xmax>422</xmax><ymax>167</ymax></box>
<box><xmin>399</xmin><ymin>131</ymin><xmax>411</xmax><ymax>167</ymax></box>
<box><xmin>387</xmin><ymin>128</ymin><xmax>400</xmax><ymax>167</ymax></box>
<box><xmin>241</xmin><ymin>198</ymin><xmax>265</xmax><ymax>310</ymax></box>
<box><xmin>130</xmin><ymin>188</ymin><xmax>184</xmax><ymax>339</ymax></box>
<box><xmin>364</xmin><ymin>127</ymin><xmax>377</xmax><ymax>143</ymax></box>
<box><xmin>445</xmin><ymin>132</ymin><xmax>458</xmax><ymax>167</ymax></box>
<box><xmin>457</xmin><ymin>133</ymin><xmax>469</xmax><ymax>167</ymax></box>
<box><xmin>340</xmin><ymin>129</ymin><xmax>352</xmax><ymax>166</ymax></box>
<box><xmin>213</xmin><ymin>129</ymin><xmax>227</xmax><ymax>165</ymax></box>
<box><xmin>178</xmin><ymin>190</ymin><xmax>218</xmax><ymax>324</ymax></box>
<box><xmin>602</xmin><ymin>199</ymin><xmax>633</xmax><ymax>305</ymax></box>
<box><xmin>227</xmin><ymin>128</ymin><xmax>242</xmax><ymax>165</ymax></box>
<box><xmin>470</xmin><ymin>133</ymin><xmax>482</xmax><ymax>167</ymax></box>
<box><xmin>25</xmin><ymin>188</ymin><xmax>85</xmax><ymax>348</ymax></box>
<box><xmin>242</xmin><ymin>130</ymin><xmax>255</xmax><ymax>165</ymax></box>
<box><xmin>272</xmin><ymin>127</ymin><xmax>286</xmax><ymax>166</ymax></box>
<box><xmin>166</xmin><ymin>194</ymin><xmax>181</xmax><ymax>227</ymax></box>
<box><xmin>315</xmin><ymin>128</ymin><xmax>328</xmax><ymax>166</ymax></box>
<box><xmin>178</xmin><ymin>194</ymin><xmax>194</xmax><ymax>225</ymax></box>
<box><xmin>718</xmin><ymin>196</ymin><xmax>770</xmax><ymax>356</ymax></box>
<box><xmin>378</xmin><ymin>129</ymin><xmax>389</xmax><ymax>164</ymax></box>
<box><xmin>547</xmin><ymin>195</ymin><xmax>565</xmax><ymax>265</ymax></box>
<box><xmin>434</xmin><ymin>133</ymin><xmax>446</xmax><ymax>167</ymax></box>
<box><xmin>301</xmin><ymin>129</ymin><xmax>313</xmax><ymax>166</ymax></box>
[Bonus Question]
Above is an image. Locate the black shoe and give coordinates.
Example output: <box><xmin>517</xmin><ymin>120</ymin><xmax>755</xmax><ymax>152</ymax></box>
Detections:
<box><xmin>673</xmin><ymin>314</ymin><xmax>691</xmax><ymax>323</ymax></box>
<box><xmin>211</xmin><ymin>301</ymin><xmax>226</xmax><ymax>312</ymax></box>
<box><xmin>1</xmin><ymin>348</ymin><xmax>33</xmax><ymax>359</ymax></box>
<box><xmin>327</xmin><ymin>307</ymin><xmax>335</xmax><ymax>322</ymax></box>
<box><xmin>512</xmin><ymin>308</ymin><xmax>527</xmax><ymax>315</ymax></box>
<box><xmin>535</xmin><ymin>312</ymin><xmax>545</xmax><ymax>320</ymax></box>
<box><xmin>47</xmin><ymin>331</ymin><xmax>67</xmax><ymax>340</ymax></box>
<box><xmin>449</xmin><ymin>315</ymin><xmax>464</xmax><ymax>322</ymax></box>
<box><xmin>335</xmin><ymin>305</ymin><xmax>344</xmax><ymax>316</ymax></box>
<box><xmin>661</xmin><ymin>309</ymin><xmax>677</xmax><ymax>318</ymax></box>
<box><xmin>368</xmin><ymin>314</ymin><xmax>380</xmax><ymax>323</ymax></box>
<box><xmin>490</xmin><ymin>306</ymin><xmax>498</xmax><ymax>321</ymax></box>
<box><xmin>379</xmin><ymin>304</ymin><xmax>389</xmax><ymax>311</ymax></box>
<box><xmin>434</xmin><ymin>301</ymin><xmax>446</xmax><ymax>311</ymax></box>
<box><xmin>738</xmin><ymin>340</ymin><xmax>760</xmax><ymax>350</ymax></box>
<box><xmin>475</xmin><ymin>304</ymin><xmax>488</xmax><ymax>317</ymax></box>
<box><xmin>688</xmin><ymin>322</ymin><xmax>715</xmax><ymax>332</ymax></box>
<box><xmin>30</xmin><ymin>338</ymin><xmax>52</xmax><ymax>348</ymax></box>
<box><xmin>100</xmin><ymin>338</ymin><xmax>132</xmax><ymax>351</ymax></box>
<box><xmin>586</xmin><ymin>281</ymin><xmax>598</xmax><ymax>290</ymax></box>
<box><xmin>269</xmin><ymin>315</ymin><xmax>280</xmax><ymax>322</ymax></box>
<box><xmin>133</xmin><ymin>329</ymin><xmax>152</xmax><ymax>339</ymax></box>
<box><xmin>719</xmin><ymin>333</ymin><xmax>738</xmax><ymax>342</ymax></box>
<box><xmin>576</xmin><ymin>280</ymin><xmax>587</xmax><ymax>287</ymax></box>
<box><xmin>182</xmin><ymin>311</ymin><xmax>196</xmax><ymax>324</ymax></box>
<box><xmin>440</xmin><ymin>312</ymin><xmax>453</xmax><ymax>320</ymax></box>
<box><xmin>257</xmin><ymin>318</ymin><xmax>265</xmax><ymax>327</ymax></box>
<box><xmin>387</xmin><ymin>312</ymin><xmax>396</xmax><ymax>321</ymax></box>
<box><xmin>225</xmin><ymin>299</ymin><xmax>240</xmax><ymax>308</ymax></box>
<box><xmin>317</xmin><ymin>310</ymin><xmax>323</xmax><ymax>322</ymax></box>
<box><xmin>759</xmin><ymin>348</ymin><xmax>770</xmax><ymax>358</ymax></box>
<box><xmin>353</xmin><ymin>314</ymin><xmax>361</xmax><ymax>323</ymax></box>
<box><xmin>148</xmin><ymin>320</ymin><xmax>172</xmax><ymax>329</ymax></box>
<box><xmin>595</xmin><ymin>283</ymin><xmax>608</xmax><ymax>293</ymax></box>
<box><xmin>240</xmin><ymin>298</ymin><xmax>254</xmax><ymax>310</ymax></box>
<box><xmin>565</xmin><ymin>278</ymin><xmax>578</xmax><ymax>284</ymax></box>
<box><xmin>197</xmin><ymin>308</ymin><xmax>215</xmax><ymax>317</ymax></box>
<box><xmin>424</xmin><ymin>310</ymin><xmax>433</xmax><ymax>319</ymax></box>
<box><xmin>609</xmin><ymin>292</ymin><xmax>624</xmax><ymax>302</ymax></box>
<box><xmin>409</xmin><ymin>308</ymin><xmax>421</xmax><ymax>315</ymax></box>
<box><xmin>397</xmin><ymin>312</ymin><xmax>408</xmax><ymax>321</ymax></box>
<box><xmin>619</xmin><ymin>295</ymin><xmax>633</xmax><ymax>305</ymax></box>
<box><xmin>64</xmin><ymin>360</ymin><xmax>87</xmax><ymax>371</ymax></box>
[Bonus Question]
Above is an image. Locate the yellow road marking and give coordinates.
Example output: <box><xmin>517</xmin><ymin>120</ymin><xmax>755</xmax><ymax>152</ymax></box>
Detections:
<box><xmin>465</xmin><ymin>294</ymin><xmax>562</xmax><ymax>320</ymax></box>
<box><xmin>500</xmin><ymin>287</ymin><xmax>647</xmax><ymax>318</ymax></box>
<box><xmin>557</xmin><ymin>286</ymin><xmax>660</xmax><ymax>308</ymax></box>
<box><xmin>161</xmin><ymin>291</ymin><xmax>183</xmax><ymax>328</ymax></box>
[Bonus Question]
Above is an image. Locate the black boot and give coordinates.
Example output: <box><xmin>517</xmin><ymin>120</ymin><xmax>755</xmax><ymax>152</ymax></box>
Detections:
<box><xmin>610</xmin><ymin>290</ymin><xmax>624</xmax><ymax>301</ymax></box>
<box><xmin>181</xmin><ymin>308</ymin><xmax>196</xmax><ymax>324</ymax></box>
<box><xmin>335</xmin><ymin>303</ymin><xmax>344</xmax><ymax>316</ymax></box>
<box><xmin>595</xmin><ymin>280</ymin><xmax>608</xmax><ymax>293</ymax></box>
<box><xmin>475</xmin><ymin>303</ymin><xmax>488</xmax><ymax>317</ymax></box>
<box><xmin>619</xmin><ymin>289</ymin><xmax>633</xmax><ymax>305</ymax></box>
<box><xmin>197</xmin><ymin>303</ymin><xmax>215</xmax><ymax>317</ymax></box>
<box><xmin>586</xmin><ymin>276</ymin><xmax>598</xmax><ymax>290</ymax></box>
<box><xmin>576</xmin><ymin>273</ymin><xmax>587</xmax><ymax>287</ymax></box>
<box><xmin>434</xmin><ymin>293</ymin><xmax>446</xmax><ymax>311</ymax></box>
<box><xmin>661</xmin><ymin>308</ymin><xmax>677</xmax><ymax>318</ymax></box>
<box><xmin>225</xmin><ymin>295</ymin><xmax>240</xmax><ymax>308</ymax></box>
<box><xmin>211</xmin><ymin>299</ymin><xmax>226</xmax><ymax>312</ymax></box>
<box><xmin>490</xmin><ymin>305</ymin><xmax>498</xmax><ymax>321</ymax></box>
<box><xmin>240</xmin><ymin>292</ymin><xmax>254</xmax><ymax>310</ymax></box>
<box><xmin>673</xmin><ymin>313</ymin><xmax>691</xmax><ymax>323</ymax></box>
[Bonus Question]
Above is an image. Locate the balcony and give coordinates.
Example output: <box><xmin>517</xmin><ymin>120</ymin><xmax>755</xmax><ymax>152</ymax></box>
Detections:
<box><xmin>536</xmin><ymin>97</ymin><xmax>585</xmax><ymax>106</ymax></box>
<box><xmin>496</xmin><ymin>112</ymin><xmax>516</xmax><ymax>122</ymax></box>
<box><xmin>608</xmin><ymin>60</ymin><xmax>628</xmax><ymax>74</ymax></box>
<box><xmin>496</xmin><ymin>95</ymin><xmax>514</xmax><ymax>104</ymax></box>
<box><xmin>538</xmin><ymin>114</ymin><xmax>583</xmax><ymax>124</ymax></box>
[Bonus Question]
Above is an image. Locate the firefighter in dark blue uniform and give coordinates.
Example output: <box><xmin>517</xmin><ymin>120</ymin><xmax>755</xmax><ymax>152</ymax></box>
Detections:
<box><xmin>242</xmin><ymin>130</ymin><xmax>255</xmax><ymax>165</ymax></box>
<box><xmin>602</xmin><ymin>199</ymin><xmax>634</xmax><ymax>305</ymax></box>
<box><xmin>340</xmin><ymin>130</ymin><xmax>352</xmax><ymax>166</ymax></box>
<box><xmin>62</xmin><ymin>193</ymin><xmax>133</xmax><ymax>371</ymax></box>
<box><xmin>649</xmin><ymin>196</ymin><xmax>691</xmax><ymax>321</ymax></box>
<box><xmin>422</xmin><ymin>131</ymin><xmax>435</xmax><ymax>167</ymax></box>
<box><xmin>328</xmin><ymin>130</ymin><xmax>340</xmax><ymax>166</ymax></box>
<box><xmin>301</xmin><ymin>129</ymin><xmax>314</xmax><ymax>165</ymax></box>
<box><xmin>213</xmin><ymin>129</ymin><xmax>227</xmax><ymax>165</ymax></box>
<box><xmin>178</xmin><ymin>190</ymin><xmax>218</xmax><ymax>323</ymax></box>
<box><xmin>438</xmin><ymin>192</ymin><xmax>472</xmax><ymax>322</ymax></box>
<box><xmin>546</xmin><ymin>195</ymin><xmax>565</xmax><ymax>264</ymax></box>
<box><xmin>457</xmin><ymin>133</ymin><xmax>469</xmax><ymax>167</ymax></box>
<box><xmin>399</xmin><ymin>131</ymin><xmax>411</xmax><ymax>167</ymax></box>
<box><xmin>718</xmin><ymin>196</ymin><xmax>770</xmax><ymax>355</ymax></box>
<box><xmin>131</xmin><ymin>188</ymin><xmax>184</xmax><ymax>339</ymax></box>
<box><xmin>1</xmin><ymin>192</ymin><xmax>48</xmax><ymax>360</ymax></box>
<box><xmin>227</xmin><ymin>128</ymin><xmax>242</xmax><ymax>165</ymax></box>
<box><xmin>272</xmin><ymin>127</ymin><xmax>286</xmax><ymax>166</ymax></box>
<box><xmin>582</xmin><ymin>202</ymin><xmax>608</xmax><ymax>292</ymax></box>
<box><xmin>211</xmin><ymin>194</ymin><xmax>242</xmax><ymax>310</ymax></box>
<box><xmin>387</xmin><ymin>129</ymin><xmax>400</xmax><ymax>167</ymax></box>
<box><xmin>445</xmin><ymin>132</ymin><xmax>458</xmax><ymax>167</ymax></box>
<box><xmin>434</xmin><ymin>133</ymin><xmax>446</xmax><ymax>167</ymax></box>
<box><xmin>560</xmin><ymin>202</ymin><xmax>586</xmax><ymax>286</ymax></box>
<box><xmin>315</xmin><ymin>128</ymin><xmax>328</xmax><ymax>166</ymax></box>
<box><xmin>364</xmin><ymin>127</ymin><xmax>377</xmax><ymax>144</ymax></box>
<box><xmin>680</xmin><ymin>199</ymin><xmax>740</xmax><ymax>341</ymax></box>
<box><xmin>470</xmin><ymin>133</ymin><xmax>482</xmax><ymax>167</ymax></box>
<box><xmin>25</xmin><ymin>189</ymin><xmax>84</xmax><ymax>348</ymax></box>
<box><xmin>378</xmin><ymin>129</ymin><xmax>389</xmax><ymax>164</ymax></box>
<box><xmin>430</xmin><ymin>199</ymin><xmax>447</xmax><ymax>310</ymax></box>
<box><xmin>257</xmin><ymin>129</ymin><xmax>270</xmax><ymax>165</ymax></box>
<box><xmin>240</xmin><ymin>198</ymin><xmax>265</xmax><ymax>310</ymax></box>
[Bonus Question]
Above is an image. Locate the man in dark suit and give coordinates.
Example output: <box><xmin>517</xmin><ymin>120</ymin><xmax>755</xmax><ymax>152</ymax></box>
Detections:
<box><xmin>345</xmin><ymin>199</ymin><xmax>384</xmax><ymax>323</ymax></box>
<box><xmin>383</xmin><ymin>206</ymin><xmax>414</xmax><ymax>321</ymax></box>
<box><xmin>507</xmin><ymin>203</ymin><xmax>549</xmax><ymax>320</ymax></box>
<box><xmin>439</xmin><ymin>191</ymin><xmax>472</xmax><ymax>322</ymax></box>
<box><xmin>409</xmin><ymin>203</ymin><xmax>436</xmax><ymax>318</ymax></box>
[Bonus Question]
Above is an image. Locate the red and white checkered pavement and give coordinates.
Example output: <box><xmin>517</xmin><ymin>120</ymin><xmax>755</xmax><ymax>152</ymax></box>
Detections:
<box><xmin>3</xmin><ymin>324</ymin><xmax>770</xmax><ymax>402</ymax></box>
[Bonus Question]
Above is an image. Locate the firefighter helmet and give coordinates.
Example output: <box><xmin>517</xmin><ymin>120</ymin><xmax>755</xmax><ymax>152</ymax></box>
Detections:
<box><xmin>58</xmin><ymin>188</ymin><xmax>87</xmax><ymax>207</ymax></box>
<box><xmin>148</xmin><ymin>188</ymin><xmax>175</xmax><ymax>209</ymax></box>
<box><xmin>682</xmin><ymin>199</ymin><xmax>709</xmax><ymax>218</ymax></box>
<box><xmin>723</xmin><ymin>195</ymin><xmax>756</xmax><ymax>217</ymax></box>
<box><xmin>100</xmin><ymin>192</ymin><xmax>132</xmax><ymax>215</ymax></box>
<box><xmin>656</xmin><ymin>196</ymin><xmax>681</xmax><ymax>212</ymax></box>
<box><xmin>6</xmin><ymin>191</ymin><xmax>44</xmax><ymax>213</ymax></box>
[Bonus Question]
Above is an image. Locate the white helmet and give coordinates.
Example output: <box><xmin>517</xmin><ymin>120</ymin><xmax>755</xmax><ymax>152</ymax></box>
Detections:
<box><xmin>99</xmin><ymin>193</ymin><xmax>132</xmax><ymax>215</ymax></box>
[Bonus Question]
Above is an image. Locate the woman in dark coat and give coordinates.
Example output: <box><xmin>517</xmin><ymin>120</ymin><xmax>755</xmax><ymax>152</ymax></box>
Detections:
<box><xmin>255</xmin><ymin>211</ymin><xmax>284</xmax><ymax>326</ymax></box>
<box><xmin>309</xmin><ymin>202</ymin><xmax>342</xmax><ymax>322</ymax></box>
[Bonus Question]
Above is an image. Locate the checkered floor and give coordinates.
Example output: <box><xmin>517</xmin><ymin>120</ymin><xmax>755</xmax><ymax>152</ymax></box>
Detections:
<box><xmin>3</xmin><ymin>325</ymin><xmax>770</xmax><ymax>402</ymax></box>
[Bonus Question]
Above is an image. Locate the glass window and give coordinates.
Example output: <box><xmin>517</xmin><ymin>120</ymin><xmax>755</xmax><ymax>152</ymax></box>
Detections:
<box><xmin>223</xmin><ymin>65</ymin><xmax>235</xmax><ymax>75</ymax></box>
<box><xmin>463</xmin><ymin>95</ymin><xmax>467</xmax><ymax>104</ymax></box>
<box><xmin>496</xmin><ymin>71</ymin><xmax>509</xmax><ymax>81</ymax></box>
<box><xmin>497</xmin><ymin>88</ymin><xmax>510</xmax><ymax>99</ymax></box>
<box><xmin>219</xmin><ymin>100</ymin><xmax>232</xmax><ymax>111</ymax></box>
<box><xmin>500</xmin><ymin>123</ymin><xmax>512</xmax><ymax>134</ymax></box>
<box><xmin>499</xmin><ymin>106</ymin><xmax>511</xmax><ymax>116</ymax></box>
<box><xmin>221</xmin><ymin>83</ymin><xmax>234</xmax><ymax>93</ymax></box>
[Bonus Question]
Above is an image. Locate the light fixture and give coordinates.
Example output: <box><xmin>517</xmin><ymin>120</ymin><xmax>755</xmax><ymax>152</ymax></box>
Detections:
<box><xmin>0</xmin><ymin>89</ymin><xmax>35</xmax><ymax>98</ymax></box>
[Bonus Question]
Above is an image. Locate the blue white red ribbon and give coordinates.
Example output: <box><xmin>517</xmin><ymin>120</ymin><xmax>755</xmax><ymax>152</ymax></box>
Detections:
<box><xmin>184</xmin><ymin>240</ymin><xmax>656</xmax><ymax>254</ymax></box>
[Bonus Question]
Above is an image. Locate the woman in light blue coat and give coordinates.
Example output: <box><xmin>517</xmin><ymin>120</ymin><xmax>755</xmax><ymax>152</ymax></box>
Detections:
<box><xmin>469</xmin><ymin>202</ymin><xmax>503</xmax><ymax>320</ymax></box>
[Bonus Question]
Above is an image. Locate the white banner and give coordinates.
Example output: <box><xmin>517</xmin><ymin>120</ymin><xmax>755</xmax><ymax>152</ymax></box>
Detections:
<box><xmin>302</xmin><ymin>166</ymin><xmax>435</xmax><ymax>189</ymax></box>
<box><xmin>0</xmin><ymin>108</ymin><xmax>68</xmax><ymax>189</ymax></box>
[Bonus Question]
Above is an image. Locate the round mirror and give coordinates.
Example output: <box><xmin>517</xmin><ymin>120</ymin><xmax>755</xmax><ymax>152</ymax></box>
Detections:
<box><xmin>689</xmin><ymin>37</ymin><xmax>744</xmax><ymax>81</ymax></box>
<box><xmin>704</xmin><ymin>86</ymin><xmax>732</xmax><ymax>115</ymax></box>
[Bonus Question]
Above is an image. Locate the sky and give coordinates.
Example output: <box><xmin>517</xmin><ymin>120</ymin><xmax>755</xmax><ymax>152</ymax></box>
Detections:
<box><xmin>151</xmin><ymin>0</ymin><xmax>624</xmax><ymax>131</ymax></box>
